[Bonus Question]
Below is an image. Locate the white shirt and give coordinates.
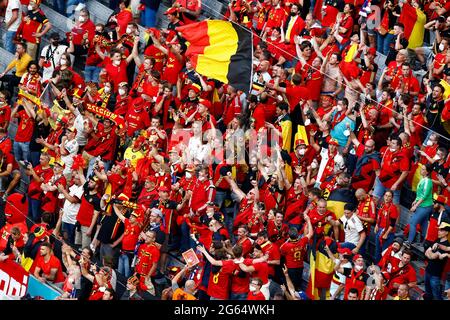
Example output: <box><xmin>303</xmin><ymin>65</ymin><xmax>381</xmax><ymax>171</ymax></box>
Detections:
<box><xmin>40</xmin><ymin>44</ymin><xmax>68</xmax><ymax>81</ymax></box>
<box><xmin>61</xmin><ymin>138</ymin><xmax>79</xmax><ymax>175</ymax></box>
<box><xmin>5</xmin><ymin>0</ymin><xmax>21</xmax><ymax>32</ymax></box>
<box><xmin>339</xmin><ymin>214</ymin><xmax>365</xmax><ymax>245</ymax></box>
<box><xmin>61</xmin><ymin>184</ymin><xmax>84</xmax><ymax>225</ymax></box>
<box><xmin>73</xmin><ymin>110</ymin><xmax>89</xmax><ymax>146</ymax></box>
<box><xmin>330</xmin><ymin>260</ymin><xmax>352</xmax><ymax>299</ymax></box>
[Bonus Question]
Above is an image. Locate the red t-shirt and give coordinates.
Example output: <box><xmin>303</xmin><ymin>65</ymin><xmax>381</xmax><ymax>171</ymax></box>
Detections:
<box><xmin>135</xmin><ymin>243</ymin><xmax>160</xmax><ymax>277</ymax></box>
<box><xmin>247</xmin><ymin>291</ymin><xmax>266</xmax><ymax>300</ymax></box>
<box><xmin>285</xmin><ymin>85</ymin><xmax>309</xmax><ymax>111</ymax></box>
<box><xmin>125</xmin><ymin>108</ymin><xmax>151</xmax><ymax>136</ymax></box>
<box><xmin>122</xmin><ymin>219</ymin><xmax>141</xmax><ymax>251</ymax></box>
<box><xmin>351</xmin><ymin>144</ymin><xmax>380</xmax><ymax>192</ymax></box>
<box><xmin>34</xmin><ymin>255</ymin><xmax>65</xmax><ymax>283</ymax></box>
<box><xmin>104</xmin><ymin>57</ymin><xmax>128</xmax><ymax>92</ymax></box>
<box><xmin>71</xmin><ymin>20</ymin><xmax>96</xmax><ymax>46</ymax></box>
<box><xmin>231</xmin><ymin>264</ymin><xmax>250</xmax><ymax>294</ymax></box>
<box><xmin>161</xmin><ymin>52</ymin><xmax>184</xmax><ymax>85</ymax></box>
<box><xmin>15</xmin><ymin>110</ymin><xmax>34</xmax><ymax>142</ymax></box>
<box><xmin>260</xmin><ymin>241</ymin><xmax>280</xmax><ymax>277</ymax></box>
<box><xmin>377</xmin><ymin>203</ymin><xmax>399</xmax><ymax>230</ymax></box>
<box><xmin>243</xmin><ymin>258</ymin><xmax>269</xmax><ymax>285</ymax></box>
<box><xmin>280</xmin><ymin>237</ymin><xmax>309</xmax><ymax>269</ymax></box>
<box><xmin>76</xmin><ymin>191</ymin><xmax>101</xmax><ymax>227</ymax></box>
<box><xmin>379</xmin><ymin>149</ymin><xmax>410</xmax><ymax>188</ymax></box>
<box><xmin>207</xmin><ymin>259</ymin><xmax>235</xmax><ymax>299</ymax></box>
<box><xmin>28</xmin><ymin>165</ymin><xmax>53</xmax><ymax>200</ymax></box>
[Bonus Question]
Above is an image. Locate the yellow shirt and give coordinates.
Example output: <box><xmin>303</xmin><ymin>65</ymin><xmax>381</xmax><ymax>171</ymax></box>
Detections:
<box><xmin>7</xmin><ymin>53</ymin><xmax>32</xmax><ymax>77</ymax></box>
<box><xmin>393</xmin><ymin>296</ymin><xmax>410</xmax><ymax>300</ymax></box>
<box><xmin>123</xmin><ymin>147</ymin><xmax>145</xmax><ymax>168</ymax></box>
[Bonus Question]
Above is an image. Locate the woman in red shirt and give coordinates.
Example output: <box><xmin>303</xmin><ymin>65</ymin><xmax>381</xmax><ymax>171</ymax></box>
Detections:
<box><xmin>374</xmin><ymin>190</ymin><xmax>399</xmax><ymax>263</ymax></box>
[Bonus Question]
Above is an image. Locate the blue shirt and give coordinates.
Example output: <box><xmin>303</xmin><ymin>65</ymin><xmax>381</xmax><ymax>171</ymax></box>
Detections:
<box><xmin>330</xmin><ymin>110</ymin><xmax>356</xmax><ymax>146</ymax></box>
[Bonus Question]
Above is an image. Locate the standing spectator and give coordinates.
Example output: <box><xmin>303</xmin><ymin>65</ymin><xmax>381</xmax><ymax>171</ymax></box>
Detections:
<box><xmin>15</xmin><ymin>0</ymin><xmax>52</xmax><ymax>60</ymax></box>
<box><xmin>173</xmin><ymin>0</ymin><xmax>201</xmax><ymax>25</ymax></box>
<box><xmin>424</xmin><ymin>222</ymin><xmax>450</xmax><ymax>300</ymax></box>
<box><xmin>331</xmin><ymin>203</ymin><xmax>366</xmax><ymax>254</ymax></box>
<box><xmin>2</xmin><ymin>0</ymin><xmax>21</xmax><ymax>54</ymax></box>
<box><xmin>39</xmin><ymin>32</ymin><xmax>68</xmax><ymax>82</ymax></box>
<box><xmin>0</xmin><ymin>42</ymin><xmax>32</xmax><ymax>95</ymax></box>
<box><xmin>67</xmin><ymin>8</ymin><xmax>95</xmax><ymax>72</ymax></box>
<box><xmin>374</xmin><ymin>190</ymin><xmax>399</xmax><ymax>263</ymax></box>
<box><xmin>57</xmin><ymin>172</ymin><xmax>84</xmax><ymax>245</ymax></box>
<box><xmin>405</xmin><ymin>164</ymin><xmax>434</xmax><ymax>248</ymax></box>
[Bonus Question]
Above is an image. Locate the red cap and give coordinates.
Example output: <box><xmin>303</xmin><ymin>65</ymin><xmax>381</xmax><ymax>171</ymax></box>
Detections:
<box><xmin>199</xmin><ymin>99</ymin><xmax>212</xmax><ymax>110</ymax></box>
<box><xmin>368</xmin><ymin>47</ymin><xmax>377</xmax><ymax>56</ymax></box>
<box><xmin>294</xmin><ymin>139</ymin><xmax>306</xmax><ymax>148</ymax></box>
<box><xmin>353</xmin><ymin>254</ymin><xmax>363</xmax><ymax>262</ymax></box>
<box><xmin>133</xmin><ymin>97</ymin><xmax>145</xmax><ymax>110</ymax></box>
<box><xmin>338</xmin><ymin>247</ymin><xmax>352</xmax><ymax>255</ymax></box>
<box><xmin>328</xmin><ymin>137</ymin><xmax>340</xmax><ymax>146</ymax></box>
<box><xmin>159</xmin><ymin>186</ymin><xmax>170</xmax><ymax>193</ymax></box>
<box><xmin>188</xmin><ymin>83</ymin><xmax>201</xmax><ymax>94</ymax></box>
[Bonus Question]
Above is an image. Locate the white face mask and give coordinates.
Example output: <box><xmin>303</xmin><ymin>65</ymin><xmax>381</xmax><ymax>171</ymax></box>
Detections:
<box><xmin>337</xmin><ymin>105</ymin><xmax>343</xmax><ymax>112</ymax></box>
<box><xmin>426</xmin><ymin>140</ymin><xmax>434</xmax><ymax>146</ymax></box>
<box><xmin>113</xmin><ymin>59</ymin><xmax>121</xmax><ymax>66</ymax></box>
<box><xmin>27</xmin><ymin>5</ymin><xmax>33</xmax><ymax>11</ymax></box>
<box><xmin>104</xmin><ymin>86</ymin><xmax>111</xmax><ymax>93</ymax></box>
<box><xmin>439</xmin><ymin>43</ymin><xmax>445</xmax><ymax>51</ymax></box>
<box><xmin>185</xmin><ymin>172</ymin><xmax>192</xmax><ymax>179</ymax></box>
<box><xmin>118</xmin><ymin>88</ymin><xmax>126</xmax><ymax>96</ymax></box>
<box><xmin>304</xmin><ymin>119</ymin><xmax>311</xmax><ymax>126</ymax></box>
<box><xmin>60</xmin><ymin>58</ymin><xmax>67</xmax><ymax>65</ymax></box>
<box><xmin>311</xmin><ymin>161</ymin><xmax>318</xmax><ymax>169</ymax></box>
<box><xmin>126</xmin><ymin>27</ymin><xmax>133</xmax><ymax>34</ymax></box>
<box><xmin>298</xmin><ymin>149</ymin><xmax>306</xmax><ymax>156</ymax></box>
<box><xmin>433</xmin><ymin>155</ymin><xmax>441</xmax><ymax>161</ymax></box>
<box><xmin>79</xmin><ymin>16</ymin><xmax>86</xmax><ymax>23</ymax></box>
<box><xmin>389</xmin><ymin>147</ymin><xmax>397</xmax><ymax>152</ymax></box>
<box><xmin>198</xmin><ymin>175</ymin><xmax>206</xmax><ymax>182</ymax></box>
<box><xmin>354</xmin><ymin>265</ymin><xmax>364</xmax><ymax>272</ymax></box>
<box><xmin>249</xmin><ymin>285</ymin><xmax>257</xmax><ymax>292</ymax></box>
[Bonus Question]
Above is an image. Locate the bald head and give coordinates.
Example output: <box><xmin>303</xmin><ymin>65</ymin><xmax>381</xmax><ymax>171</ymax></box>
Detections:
<box><xmin>185</xmin><ymin>280</ymin><xmax>196</xmax><ymax>293</ymax></box>
<box><xmin>355</xmin><ymin>188</ymin><xmax>367</xmax><ymax>200</ymax></box>
<box><xmin>364</xmin><ymin>139</ymin><xmax>375</xmax><ymax>154</ymax></box>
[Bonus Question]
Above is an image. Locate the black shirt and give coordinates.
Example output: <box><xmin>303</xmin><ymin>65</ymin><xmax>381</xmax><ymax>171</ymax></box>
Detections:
<box><xmin>426</xmin><ymin>239</ymin><xmax>450</xmax><ymax>277</ymax></box>
<box><xmin>385</xmin><ymin>36</ymin><xmax>409</xmax><ymax>65</ymax></box>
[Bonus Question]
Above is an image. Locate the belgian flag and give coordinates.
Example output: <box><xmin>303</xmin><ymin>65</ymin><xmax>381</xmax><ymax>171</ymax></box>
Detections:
<box><xmin>176</xmin><ymin>20</ymin><xmax>253</xmax><ymax>93</ymax></box>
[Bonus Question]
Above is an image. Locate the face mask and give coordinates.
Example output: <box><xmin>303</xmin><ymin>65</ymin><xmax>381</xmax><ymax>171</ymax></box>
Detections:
<box><xmin>439</xmin><ymin>43</ymin><xmax>445</xmax><ymax>51</ymax></box>
<box><xmin>27</xmin><ymin>5</ymin><xmax>33</xmax><ymax>11</ymax></box>
<box><xmin>298</xmin><ymin>149</ymin><xmax>306</xmax><ymax>156</ymax></box>
<box><xmin>354</xmin><ymin>265</ymin><xmax>363</xmax><ymax>272</ymax></box>
<box><xmin>389</xmin><ymin>147</ymin><xmax>396</xmax><ymax>152</ymax></box>
<box><xmin>433</xmin><ymin>155</ymin><xmax>441</xmax><ymax>161</ymax></box>
<box><xmin>426</xmin><ymin>140</ymin><xmax>434</xmax><ymax>146</ymax></box>
<box><xmin>150</xmin><ymin>222</ymin><xmax>159</xmax><ymax>228</ymax></box>
<box><xmin>249</xmin><ymin>285</ymin><xmax>257</xmax><ymax>292</ymax></box>
<box><xmin>185</xmin><ymin>172</ymin><xmax>192</xmax><ymax>179</ymax></box>
<box><xmin>126</xmin><ymin>27</ymin><xmax>133</xmax><ymax>34</ymax></box>
<box><xmin>311</xmin><ymin>161</ymin><xmax>318</xmax><ymax>169</ymax></box>
<box><xmin>337</xmin><ymin>105</ymin><xmax>343</xmax><ymax>112</ymax></box>
<box><xmin>79</xmin><ymin>16</ymin><xmax>86</xmax><ymax>23</ymax></box>
<box><xmin>113</xmin><ymin>60</ymin><xmax>121</xmax><ymax>66</ymax></box>
<box><xmin>304</xmin><ymin>119</ymin><xmax>311</xmax><ymax>126</ymax></box>
<box><xmin>198</xmin><ymin>176</ymin><xmax>206</xmax><ymax>182</ymax></box>
<box><xmin>104</xmin><ymin>86</ymin><xmax>111</xmax><ymax>93</ymax></box>
<box><xmin>118</xmin><ymin>88</ymin><xmax>126</xmax><ymax>96</ymax></box>
<box><xmin>60</xmin><ymin>58</ymin><xmax>67</xmax><ymax>65</ymax></box>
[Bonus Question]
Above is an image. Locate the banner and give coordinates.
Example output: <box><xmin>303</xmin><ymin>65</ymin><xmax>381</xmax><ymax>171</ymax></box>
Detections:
<box><xmin>85</xmin><ymin>103</ymin><xmax>126</xmax><ymax>128</ymax></box>
<box><xmin>0</xmin><ymin>260</ymin><xmax>29</xmax><ymax>299</ymax></box>
<box><xmin>26</xmin><ymin>275</ymin><xmax>62</xmax><ymax>300</ymax></box>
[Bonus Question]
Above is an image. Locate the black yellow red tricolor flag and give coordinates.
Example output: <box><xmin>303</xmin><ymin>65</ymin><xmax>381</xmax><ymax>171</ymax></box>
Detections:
<box><xmin>176</xmin><ymin>20</ymin><xmax>253</xmax><ymax>93</ymax></box>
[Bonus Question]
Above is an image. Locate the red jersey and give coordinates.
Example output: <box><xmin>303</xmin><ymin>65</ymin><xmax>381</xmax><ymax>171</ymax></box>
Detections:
<box><xmin>379</xmin><ymin>148</ymin><xmax>410</xmax><ymax>188</ymax></box>
<box><xmin>231</xmin><ymin>264</ymin><xmax>250</xmax><ymax>294</ymax></box>
<box><xmin>260</xmin><ymin>240</ymin><xmax>280</xmax><ymax>277</ymax></box>
<box><xmin>71</xmin><ymin>20</ymin><xmax>95</xmax><ymax>46</ymax></box>
<box><xmin>125</xmin><ymin>108</ymin><xmax>151</xmax><ymax>136</ymax></box>
<box><xmin>285</xmin><ymin>84</ymin><xmax>309</xmax><ymax>111</ymax></box>
<box><xmin>377</xmin><ymin>202</ymin><xmax>399</xmax><ymax>230</ymax></box>
<box><xmin>104</xmin><ymin>57</ymin><xmax>128</xmax><ymax>92</ymax></box>
<box><xmin>308</xmin><ymin>208</ymin><xmax>336</xmax><ymax>237</ymax></box>
<box><xmin>15</xmin><ymin>110</ymin><xmax>34</xmax><ymax>142</ymax></box>
<box><xmin>207</xmin><ymin>259</ymin><xmax>234</xmax><ymax>299</ymax></box>
<box><xmin>121</xmin><ymin>219</ymin><xmax>142</xmax><ymax>251</ymax></box>
<box><xmin>243</xmin><ymin>258</ymin><xmax>269</xmax><ymax>285</ymax></box>
<box><xmin>189</xmin><ymin>179</ymin><xmax>215</xmax><ymax>213</ymax></box>
<box><xmin>76</xmin><ymin>190</ymin><xmax>101</xmax><ymax>227</ymax></box>
<box><xmin>236</xmin><ymin>237</ymin><xmax>253</xmax><ymax>258</ymax></box>
<box><xmin>267</xmin><ymin>220</ymin><xmax>289</xmax><ymax>248</ymax></box>
<box><xmin>143</xmin><ymin>45</ymin><xmax>165</xmax><ymax>73</ymax></box>
<box><xmin>247</xmin><ymin>291</ymin><xmax>266</xmax><ymax>300</ymax></box>
<box><xmin>162</xmin><ymin>52</ymin><xmax>183</xmax><ymax>85</ymax></box>
<box><xmin>135</xmin><ymin>243</ymin><xmax>160</xmax><ymax>277</ymax></box>
<box><xmin>0</xmin><ymin>104</ymin><xmax>11</xmax><ymax>129</ymax></box>
<box><xmin>280</xmin><ymin>237</ymin><xmax>309</xmax><ymax>269</ymax></box>
<box><xmin>18</xmin><ymin>9</ymin><xmax>49</xmax><ymax>44</ymax></box>
<box><xmin>28</xmin><ymin>165</ymin><xmax>53</xmax><ymax>200</ymax></box>
<box><xmin>34</xmin><ymin>255</ymin><xmax>65</xmax><ymax>283</ymax></box>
